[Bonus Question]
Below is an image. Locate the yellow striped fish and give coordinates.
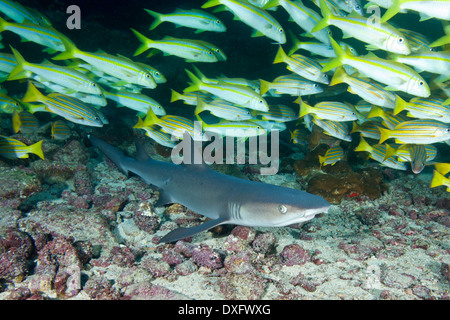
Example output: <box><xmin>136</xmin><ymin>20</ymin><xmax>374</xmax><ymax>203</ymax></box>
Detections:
<box><xmin>0</xmin><ymin>135</ymin><xmax>44</xmax><ymax>160</ymax></box>
<box><xmin>12</xmin><ymin>110</ymin><xmax>38</xmax><ymax>134</ymax></box>
<box><xmin>378</xmin><ymin>119</ymin><xmax>450</xmax><ymax>144</ymax></box>
<box><xmin>51</xmin><ymin>120</ymin><xmax>71</xmax><ymax>140</ymax></box>
<box><xmin>430</xmin><ymin>170</ymin><xmax>450</xmax><ymax>192</ymax></box>
<box><xmin>319</xmin><ymin>145</ymin><xmax>344</xmax><ymax>167</ymax></box>
<box><xmin>394</xmin><ymin>96</ymin><xmax>449</xmax><ymax>123</ymax></box>
<box><xmin>0</xmin><ymin>92</ymin><xmax>22</xmax><ymax>114</ymax></box>
<box><xmin>299</xmin><ymin>98</ymin><xmax>357</xmax><ymax>122</ymax></box>
<box><xmin>22</xmin><ymin>82</ymin><xmax>104</xmax><ymax>127</ymax></box>
<box><xmin>354</xmin><ymin>137</ymin><xmax>406</xmax><ymax>170</ymax></box>
<box><xmin>133</xmin><ymin>120</ymin><xmax>178</xmax><ymax>148</ymax></box>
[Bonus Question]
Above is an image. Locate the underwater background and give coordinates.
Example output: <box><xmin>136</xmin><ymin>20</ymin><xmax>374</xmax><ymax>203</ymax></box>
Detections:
<box><xmin>0</xmin><ymin>0</ymin><xmax>449</xmax><ymax>299</ymax></box>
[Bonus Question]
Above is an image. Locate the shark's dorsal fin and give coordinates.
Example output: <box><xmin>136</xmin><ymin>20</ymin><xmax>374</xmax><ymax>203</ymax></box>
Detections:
<box><xmin>160</xmin><ymin>217</ymin><xmax>228</xmax><ymax>243</ymax></box>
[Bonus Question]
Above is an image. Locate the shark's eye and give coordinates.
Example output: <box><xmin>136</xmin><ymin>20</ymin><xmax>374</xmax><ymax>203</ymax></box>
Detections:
<box><xmin>278</xmin><ymin>205</ymin><xmax>287</xmax><ymax>214</ymax></box>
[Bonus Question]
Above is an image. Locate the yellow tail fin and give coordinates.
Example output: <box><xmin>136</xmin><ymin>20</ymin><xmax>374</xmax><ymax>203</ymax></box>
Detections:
<box><xmin>29</xmin><ymin>140</ymin><xmax>44</xmax><ymax>160</ymax></box>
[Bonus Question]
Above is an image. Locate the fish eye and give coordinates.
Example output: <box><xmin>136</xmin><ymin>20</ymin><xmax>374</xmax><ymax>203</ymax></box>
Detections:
<box><xmin>145</xmin><ymin>73</ymin><xmax>150</xmax><ymax>78</ymax></box>
<box><xmin>278</xmin><ymin>204</ymin><xmax>287</xmax><ymax>214</ymax></box>
<box><xmin>419</xmin><ymin>81</ymin><xmax>424</xmax><ymax>86</ymax></box>
<box><xmin>356</xmin><ymin>5</ymin><xmax>360</xmax><ymax>9</ymax></box>
<box><xmin>155</xmin><ymin>72</ymin><xmax>160</xmax><ymax>76</ymax></box>
<box><xmin>313</xmin><ymin>84</ymin><xmax>318</xmax><ymax>88</ymax></box>
<box><xmin>279</xmin><ymin>28</ymin><xmax>284</xmax><ymax>33</ymax></box>
<box><xmin>91</xmin><ymin>83</ymin><xmax>97</xmax><ymax>86</ymax></box>
<box><xmin>398</xmin><ymin>37</ymin><xmax>404</xmax><ymax>44</ymax></box>
<box><xmin>327</xmin><ymin>30</ymin><xmax>332</xmax><ymax>35</ymax></box>
<box><xmin>216</xmin><ymin>20</ymin><xmax>221</xmax><ymax>24</ymax></box>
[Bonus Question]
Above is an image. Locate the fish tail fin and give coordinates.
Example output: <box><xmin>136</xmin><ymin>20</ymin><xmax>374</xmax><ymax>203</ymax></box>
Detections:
<box><xmin>201</xmin><ymin>0</ymin><xmax>221</xmax><ymax>9</ymax></box>
<box><xmin>170</xmin><ymin>89</ymin><xmax>183</xmax><ymax>103</ymax></box>
<box><xmin>311</xmin><ymin>0</ymin><xmax>332</xmax><ymax>33</ymax></box>
<box><xmin>435</xmin><ymin>163</ymin><xmax>450</xmax><ymax>175</ymax></box>
<box><xmin>0</xmin><ymin>16</ymin><xmax>8</xmax><ymax>32</ymax></box>
<box><xmin>191</xmin><ymin>65</ymin><xmax>208</xmax><ymax>82</ymax></box>
<box><xmin>383</xmin><ymin>144</ymin><xmax>396</xmax><ymax>161</ymax></box>
<box><xmin>393</xmin><ymin>95</ymin><xmax>407</xmax><ymax>115</ymax></box>
<box><xmin>322</xmin><ymin>36</ymin><xmax>346</xmax><ymax>72</ymax></box>
<box><xmin>142</xmin><ymin>107</ymin><xmax>158</xmax><ymax>127</ymax></box>
<box><xmin>287</xmin><ymin>30</ymin><xmax>300</xmax><ymax>56</ymax></box>
<box><xmin>133</xmin><ymin>116</ymin><xmax>145</xmax><ymax>129</ymax></box>
<box><xmin>430</xmin><ymin>170</ymin><xmax>446</xmax><ymax>188</ymax></box>
<box><xmin>8</xmin><ymin>46</ymin><xmax>28</xmax><ymax>80</ymax></box>
<box><xmin>273</xmin><ymin>45</ymin><xmax>287</xmax><ymax>64</ymax></box>
<box><xmin>29</xmin><ymin>140</ymin><xmax>44</xmax><ymax>160</ymax></box>
<box><xmin>194</xmin><ymin>97</ymin><xmax>207</xmax><ymax>115</ymax></box>
<box><xmin>52</xmin><ymin>32</ymin><xmax>79</xmax><ymax>60</ymax></box>
<box><xmin>367</xmin><ymin>106</ymin><xmax>384</xmax><ymax>119</ymax></box>
<box><xmin>144</xmin><ymin>9</ymin><xmax>163</xmax><ymax>30</ymax></box>
<box><xmin>318</xmin><ymin>155</ymin><xmax>325</xmax><ymax>166</ymax></box>
<box><xmin>378</xmin><ymin>127</ymin><xmax>391</xmax><ymax>144</ymax></box>
<box><xmin>330</xmin><ymin>66</ymin><xmax>347</xmax><ymax>86</ymax></box>
<box><xmin>22</xmin><ymin>82</ymin><xmax>45</xmax><ymax>103</ymax></box>
<box><xmin>12</xmin><ymin>110</ymin><xmax>21</xmax><ymax>133</ymax></box>
<box><xmin>131</xmin><ymin>28</ymin><xmax>153</xmax><ymax>56</ymax></box>
<box><xmin>259</xmin><ymin>79</ymin><xmax>271</xmax><ymax>95</ymax></box>
<box><xmin>263</xmin><ymin>0</ymin><xmax>280</xmax><ymax>9</ymax></box>
<box><xmin>380</xmin><ymin>0</ymin><xmax>401</xmax><ymax>23</ymax></box>
<box><xmin>298</xmin><ymin>98</ymin><xmax>311</xmax><ymax>118</ymax></box>
<box><xmin>184</xmin><ymin>69</ymin><xmax>203</xmax><ymax>93</ymax></box>
<box><xmin>354</xmin><ymin>136</ymin><xmax>372</xmax><ymax>153</ymax></box>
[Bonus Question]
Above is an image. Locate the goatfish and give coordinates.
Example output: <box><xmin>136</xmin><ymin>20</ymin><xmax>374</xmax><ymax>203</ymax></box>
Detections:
<box><xmin>313</xmin><ymin>0</ymin><xmax>411</xmax><ymax>55</ymax></box>
<box><xmin>0</xmin><ymin>0</ymin><xmax>51</xmax><ymax>26</ymax></box>
<box><xmin>9</xmin><ymin>47</ymin><xmax>102</xmax><ymax>95</ymax></box>
<box><xmin>330</xmin><ymin>67</ymin><xmax>397</xmax><ymax>109</ymax></box>
<box><xmin>134</xmin><ymin>121</ymin><xmax>178</xmax><ymax>148</ymax></box>
<box><xmin>259</xmin><ymin>74</ymin><xmax>323</xmax><ymax>96</ymax></box>
<box><xmin>52</xmin><ymin>34</ymin><xmax>157</xmax><ymax>89</ymax></box>
<box><xmin>131</xmin><ymin>30</ymin><xmax>219</xmax><ymax>63</ymax></box>
<box><xmin>103</xmin><ymin>90</ymin><xmax>166</xmax><ymax>116</ymax></box>
<box><xmin>202</xmin><ymin>0</ymin><xmax>286</xmax><ymax>44</ymax></box>
<box><xmin>0</xmin><ymin>135</ymin><xmax>44</xmax><ymax>160</ymax></box>
<box><xmin>184</xmin><ymin>69</ymin><xmax>269</xmax><ymax>112</ymax></box>
<box><xmin>195</xmin><ymin>97</ymin><xmax>253</xmax><ymax>121</ymax></box>
<box><xmin>380</xmin><ymin>0</ymin><xmax>450</xmax><ymax>23</ymax></box>
<box><xmin>354</xmin><ymin>136</ymin><xmax>406</xmax><ymax>170</ymax></box>
<box><xmin>299</xmin><ymin>98</ymin><xmax>358</xmax><ymax>122</ymax></box>
<box><xmin>390</xmin><ymin>51</ymin><xmax>450</xmax><ymax>77</ymax></box>
<box><xmin>398</xmin><ymin>28</ymin><xmax>434</xmax><ymax>53</ymax></box>
<box><xmin>22</xmin><ymin>82</ymin><xmax>104</xmax><ymax>127</ymax></box>
<box><xmin>88</xmin><ymin>133</ymin><xmax>330</xmax><ymax>242</ymax></box>
<box><xmin>378</xmin><ymin>119</ymin><xmax>450</xmax><ymax>144</ymax></box>
<box><xmin>264</xmin><ymin>0</ymin><xmax>331</xmax><ymax>45</ymax></box>
<box><xmin>12</xmin><ymin>110</ymin><xmax>38</xmax><ymax>134</ymax></box>
<box><xmin>323</xmin><ymin>36</ymin><xmax>430</xmax><ymax>98</ymax></box>
<box><xmin>145</xmin><ymin>8</ymin><xmax>226</xmax><ymax>33</ymax></box>
<box><xmin>51</xmin><ymin>120</ymin><xmax>71</xmax><ymax>140</ymax></box>
<box><xmin>430</xmin><ymin>170</ymin><xmax>450</xmax><ymax>192</ymax></box>
<box><xmin>394</xmin><ymin>96</ymin><xmax>449</xmax><ymax>123</ymax></box>
<box><xmin>0</xmin><ymin>17</ymin><xmax>63</xmax><ymax>52</ymax></box>
<box><xmin>273</xmin><ymin>46</ymin><xmax>329</xmax><ymax>84</ymax></box>
<box><xmin>319</xmin><ymin>145</ymin><xmax>344</xmax><ymax>167</ymax></box>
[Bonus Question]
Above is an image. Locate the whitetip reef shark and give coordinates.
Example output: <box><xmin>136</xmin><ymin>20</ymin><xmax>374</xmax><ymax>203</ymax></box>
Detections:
<box><xmin>88</xmin><ymin>133</ymin><xmax>330</xmax><ymax>243</ymax></box>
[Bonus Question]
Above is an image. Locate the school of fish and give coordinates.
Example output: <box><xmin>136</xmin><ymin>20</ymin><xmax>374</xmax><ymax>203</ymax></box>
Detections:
<box><xmin>0</xmin><ymin>0</ymin><xmax>449</xmax><ymax>192</ymax></box>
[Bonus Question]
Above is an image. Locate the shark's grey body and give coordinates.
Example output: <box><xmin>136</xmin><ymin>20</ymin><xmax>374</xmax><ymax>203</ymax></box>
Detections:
<box><xmin>88</xmin><ymin>134</ymin><xmax>330</xmax><ymax>243</ymax></box>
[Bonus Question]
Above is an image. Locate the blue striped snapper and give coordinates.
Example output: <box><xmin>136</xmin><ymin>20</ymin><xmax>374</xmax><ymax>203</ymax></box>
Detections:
<box><xmin>390</xmin><ymin>51</ymin><xmax>450</xmax><ymax>77</ymax></box>
<box><xmin>431</xmin><ymin>170</ymin><xmax>450</xmax><ymax>192</ymax></box>
<box><xmin>355</xmin><ymin>137</ymin><xmax>406</xmax><ymax>170</ymax></box>
<box><xmin>351</xmin><ymin>121</ymin><xmax>383</xmax><ymax>140</ymax></box>
<box><xmin>139</xmin><ymin>107</ymin><xmax>204</xmax><ymax>141</ymax></box>
<box><xmin>0</xmin><ymin>0</ymin><xmax>51</xmax><ymax>26</ymax></box>
<box><xmin>313</xmin><ymin>0</ymin><xmax>411</xmax><ymax>55</ymax></box>
<box><xmin>51</xmin><ymin>120</ymin><xmax>71</xmax><ymax>140</ymax></box>
<box><xmin>145</xmin><ymin>8</ymin><xmax>226</xmax><ymax>33</ymax></box>
<box><xmin>319</xmin><ymin>145</ymin><xmax>344</xmax><ymax>167</ymax></box>
<box><xmin>395</xmin><ymin>144</ymin><xmax>437</xmax><ymax>174</ymax></box>
<box><xmin>22</xmin><ymin>82</ymin><xmax>104</xmax><ymax>127</ymax></box>
<box><xmin>273</xmin><ymin>46</ymin><xmax>329</xmax><ymax>84</ymax></box>
<box><xmin>311</xmin><ymin>117</ymin><xmax>352</xmax><ymax>141</ymax></box>
<box><xmin>12</xmin><ymin>110</ymin><xmax>38</xmax><ymax>134</ymax></box>
<box><xmin>202</xmin><ymin>0</ymin><xmax>286</xmax><ymax>44</ymax></box>
<box><xmin>195</xmin><ymin>97</ymin><xmax>253</xmax><ymax>121</ymax></box>
<box><xmin>330</xmin><ymin>67</ymin><xmax>397</xmax><ymax>110</ymax></box>
<box><xmin>0</xmin><ymin>92</ymin><xmax>21</xmax><ymax>113</ymax></box>
<box><xmin>52</xmin><ymin>34</ymin><xmax>157</xmax><ymax>89</ymax></box>
<box><xmin>0</xmin><ymin>52</ymin><xmax>16</xmax><ymax>75</ymax></box>
<box><xmin>265</xmin><ymin>0</ymin><xmax>331</xmax><ymax>45</ymax></box>
<box><xmin>379</xmin><ymin>119</ymin><xmax>450</xmax><ymax>144</ymax></box>
<box><xmin>380</xmin><ymin>0</ymin><xmax>450</xmax><ymax>23</ymax></box>
<box><xmin>290</xmin><ymin>128</ymin><xmax>309</xmax><ymax>145</ymax></box>
<box><xmin>0</xmin><ymin>17</ymin><xmax>64</xmax><ymax>52</ymax></box>
<box><xmin>299</xmin><ymin>98</ymin><xmax>357</xmax><ymax>122</ymax></box>
<box><xmin>132</xmin><ymin>29</ymin><xmax>219</xmax><ymax>63</ymax></box>
<box><xmin>367</xmin><ymin>106</ymin><xmax>409</xmax><ymax>130</ymax></box>
<box><xmin>260</xmin><ymin>74</ymin><xmax>323</xmax><ymax>96</ymax></box>
<box><xmin>103</xmin><ymin>90</ymin><xmax>166</xmax><ymax>116</ymax></box>
<box><xmin>394</xmin><ymin>96</ymin><xmax>449</xmax><ymax>123</ymax></box>
<box><xmin>9</xmin><ymin>47</ymin><xmax>102</xmax><ymax>95</ymax></box>
<box><xmin>184</xmin><ymin>69</ymin><xmax>269</xmax><ymax>112</ymax></box>
<box><xmin>323</xmin><ymin>36</ymin><xmax>430</xmax><ymax>98</ymax></box>
<box><xmin>0</xmin><ymin>135</ymin><xmax>44</xmax><ymax>160</ymax></box>
<box><xmin>133</xmin><ymin>120</ymin><xmax>178</xmax><ymax>148</ymax></box>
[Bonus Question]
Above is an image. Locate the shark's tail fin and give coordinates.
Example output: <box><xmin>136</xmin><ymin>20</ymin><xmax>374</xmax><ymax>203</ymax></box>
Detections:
<box><xmin>88</xmin><ymin>135</ymin><xmax>133</xmax><ymax>175</ymax></box>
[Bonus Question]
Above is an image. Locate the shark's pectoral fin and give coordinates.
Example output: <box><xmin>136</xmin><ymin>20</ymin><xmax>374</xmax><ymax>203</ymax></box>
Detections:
<box><xmin>155</xmin><ymin>189</ymin><xmax>173</xmax><ymax>207</ymax></box>
<box><xmin>159</xmin><ymin>217</ymin><xmax>228</xmax><ymax>243</ymax></box>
